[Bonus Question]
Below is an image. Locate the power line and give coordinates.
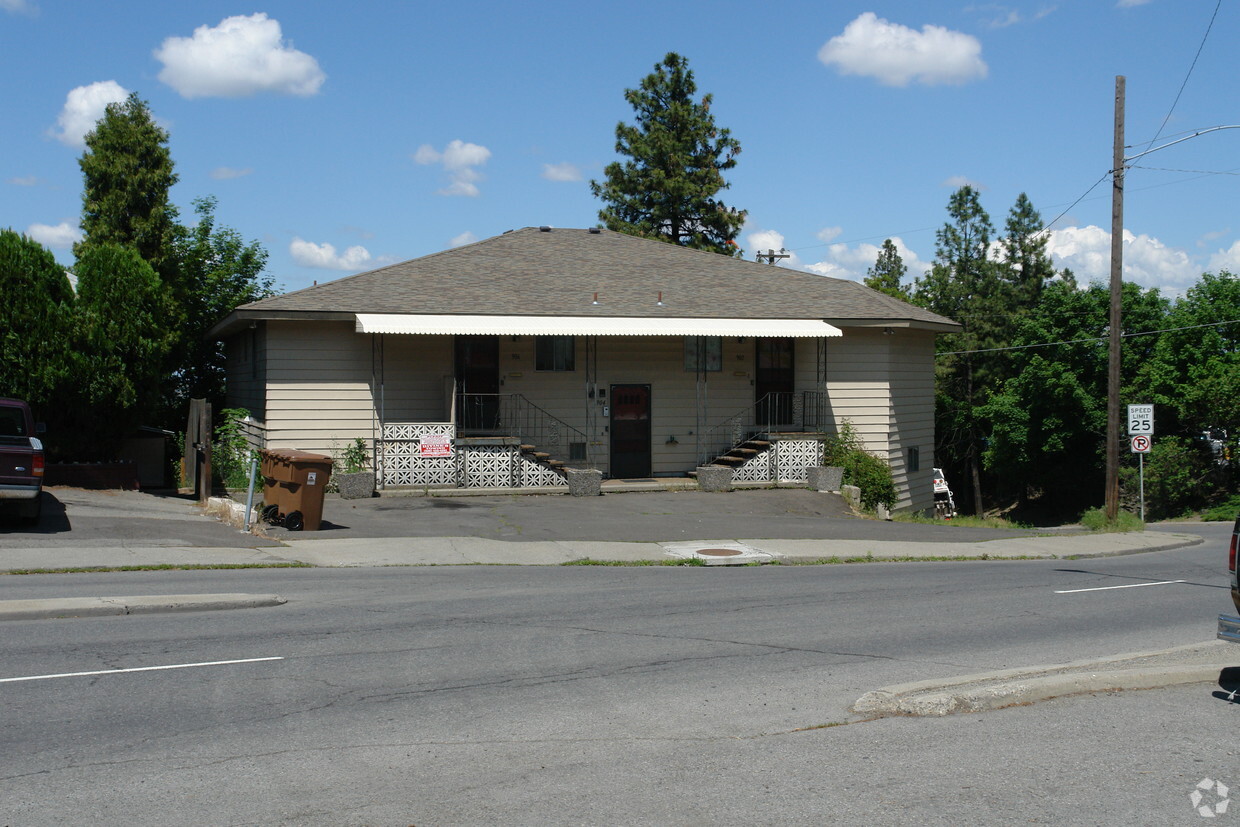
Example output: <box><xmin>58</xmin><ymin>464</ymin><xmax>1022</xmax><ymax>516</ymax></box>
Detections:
<box><xmin>936</xmin><ymin>318</ymin><xmax>1240</xmax><ymax>357</ymax></box>
<box><xmin>1137</xmin><ymin>0</ymin><xmax>1223</xmax><ymax>155</ymax></box>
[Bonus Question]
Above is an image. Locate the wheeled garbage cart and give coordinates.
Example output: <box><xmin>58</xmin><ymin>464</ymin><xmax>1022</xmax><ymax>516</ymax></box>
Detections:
<box><xmin>258</xmin><ymin>448</ymin><xmax>333</xmax><ymax>531</ymax></box>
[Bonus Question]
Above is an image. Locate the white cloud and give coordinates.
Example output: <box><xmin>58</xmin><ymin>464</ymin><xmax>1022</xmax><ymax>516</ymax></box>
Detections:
<box><xmin>1116</xmin><ymin>0</ymin><xmax>1151</xmax><ymax>7</ymax></box>
<box><xmin>449</xmin><ymin>231</ymin><xmax>478</xmax><ymax>248</ymax></box>
<box><xmin>942</xmin><ymin>175</ymin><xmax>985</xmax><ymax>190</ymax></box>
<box><xmin>541</xmin><ymin>162</ymin><xmax>582</xmax><ymax>182</ymax></box>
<box><xmin>8</xmin><ymin>175</ymin><xmax>39</xmax><ymax>186</ymax></box>
<box><xmin>804</xmin><ymin>236</ymin><xmax>932</xmax><ymax>284</ymax></box>
<box><xmin>816</xmin><ymin>226</ymin><xmax>843</xmax><ymax>243</ymax></box>
<box><xmin>155</xmin><ymin>13</ymin><xmax>325</xmax><ymax>99</ymax></box>
<box><xmin>50</xmin><ymin>80</ymin><xmax>129</xmax><ymax>148</ymax></box>
<box><xmin>745</xmin><ymin>229</ymin><xmax>803</xmax><ymax>267</ymax></box>
<box><xmin>1044</xmin><ymin>225</ymin><xmax>1199</xmax><ymax>291</ymax></box>
<box><xmin>289</xmin><ymin>237</ymin><xmax>372</xmax><ymax>271</ymax></box>
<box><xmin>210</xmin><ymin>166</ymin><xmax>253</xmax><ymax>180</ymax></box>
<box><xmin>1206</xmin><ymin>240</ymin><xmax>1240</xmax><ymax>275</ymax></box>
<box><xmin>26</xmin><ymin>222</ymin><xmax>80</xmax><ymax>249</ymax></box>
<box><xmin>818</xmin><ymin>12</ymin><xmax>988</xmax><ymax>87</ymax></box>
<box><xmin>1</xmin><ymin>0</ymin><xmax>35</xmax><ymax>14</ymax></box>
<box><xmin>413</xmin><ymin>140</ymin><xmax>492</xmax><ymax>197</ymax></box>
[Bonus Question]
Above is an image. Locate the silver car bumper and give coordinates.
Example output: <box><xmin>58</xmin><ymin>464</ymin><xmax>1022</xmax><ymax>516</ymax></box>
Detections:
<box><xmin>1219</xmin><ymin>614</ymin><xmax>1240</xmax><ymax>644</ymax></box>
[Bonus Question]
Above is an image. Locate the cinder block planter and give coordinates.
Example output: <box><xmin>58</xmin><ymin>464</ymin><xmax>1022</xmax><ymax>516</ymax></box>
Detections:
<box><xmin>841</xmin><ymin>484</ymin><xmax>862</xmax><ymax>510</ymax></box>
<box><xmin>336</xmin><ymin>471</ymin><xmax>376</xmax><ymax>500</ymax></box>
<box><xmin>566</xmin><ymin>468</ymin><xmax>602</xmax><ymax>497</ymax></box>
<box><xmin>696</xmin><ymin>466</ymin><xmax>734</xmax><ymax>492</ymax></box>
<box><xmin>807</xmin><ymin>466</ymin><xmax>844</xmax><ymax>493</ymax></box>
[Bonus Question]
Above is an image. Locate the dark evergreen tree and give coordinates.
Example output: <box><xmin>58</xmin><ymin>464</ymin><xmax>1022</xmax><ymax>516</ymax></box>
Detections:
<box><xmin>864</xmin><ymin>239</ymin><xmax>910</xmax><ymax>300</ymax></box>
<box><xmin>1000</xmin><ymin>193</ymin><xmax>1055</xmax><ymax>310</ymax></box>
<box><xmin>590</xmin><ymin>53</ymin><xmax>745</xmax><ymax>256</ymax></box>
<box><xmin>71</xmin><ymin>243</ymin><xmax>174</xmax><ymax>458</ymax></box>
<box><xmin>0</xmin><ymin>230</ymin><xmax>75</xmax><ymax>411</ymax></box>
<box><xmin>914</xmin><ymin>185</ymin><xmax>1006</xmax><ymax>515</ymax></box>
<box><xmin>76</xmin><ymin>93</ymin><xmax>179</xmax><ymax>277</ymax></box>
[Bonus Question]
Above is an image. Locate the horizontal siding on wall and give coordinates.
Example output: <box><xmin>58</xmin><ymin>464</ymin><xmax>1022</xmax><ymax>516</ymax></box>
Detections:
<box><xmin>263</xmin><ymin>321</ymin><xmax>377</xmax><ymax>457</ymax></box>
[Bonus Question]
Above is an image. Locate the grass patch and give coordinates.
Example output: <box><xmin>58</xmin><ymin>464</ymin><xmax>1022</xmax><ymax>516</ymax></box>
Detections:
<box><xmin>564</xmin><ymin>554</ymin><xmax>1042</xmax><ymax>566</ymax></box>
<box><xmin>1201</xmin><ymin>495</ymin><xmax>1240</xmax><ymax>522</ymax></box>
<box><xmin>785</xmin><ymin>554</ymin><xmax>1043</xmax><ymax>564</ymax></box>
<box><xmin>563</xmin><ymin>557</ymin><xmax>706</xmax><ymax>566</ymax></box>
<box><xmin>1078</xmin><ymin>507</ymin><xmax>1145</xmax><ymax>532</ymax></box>
<box><xmin>891</xmin><ymin>512</ymin><xmax>1031</xmax><ymax>529</ymax></box>
<box><xmin>0</xmin><ymin>562</ymin><xmax>313</xmax><ymax>575</ymax></box>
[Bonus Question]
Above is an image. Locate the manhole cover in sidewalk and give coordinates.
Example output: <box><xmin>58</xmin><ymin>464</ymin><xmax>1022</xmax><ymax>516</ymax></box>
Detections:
<box><xmin>659</xmin><ymin>541</ymin><xmax>779</xmax><ymax>565</ymax></box>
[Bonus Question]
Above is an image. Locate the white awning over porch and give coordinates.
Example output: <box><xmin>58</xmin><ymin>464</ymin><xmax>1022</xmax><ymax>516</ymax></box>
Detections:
<box><xmin>355</xmin><ymin>314</ymin><xmax>843</xmax><ymax>338</ymax></box>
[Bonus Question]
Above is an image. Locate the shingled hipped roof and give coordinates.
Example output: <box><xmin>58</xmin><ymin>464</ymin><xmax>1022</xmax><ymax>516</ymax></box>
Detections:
<box><xmin>215</xmin><ymin>227</ymin><xmax>958</xmax><ymax>336</ymax></box>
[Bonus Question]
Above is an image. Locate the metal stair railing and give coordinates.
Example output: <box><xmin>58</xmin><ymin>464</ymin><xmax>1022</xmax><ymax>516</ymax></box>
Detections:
<box><xmin>457</xmin><ymin>393</ymin><xmax>588</xmax><ymax>464</ymax></box>
<box><xmin>697</xmin><ymin>391</ymin><xmax>830</xmax><ymax>467</ymax></box>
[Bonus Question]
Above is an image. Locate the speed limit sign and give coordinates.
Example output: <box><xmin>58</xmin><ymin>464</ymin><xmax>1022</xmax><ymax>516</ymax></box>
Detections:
<box><xmin>1131</xmin><ymin>434</ymin><xmax>1152</xmax><ymax>453</ymax></box>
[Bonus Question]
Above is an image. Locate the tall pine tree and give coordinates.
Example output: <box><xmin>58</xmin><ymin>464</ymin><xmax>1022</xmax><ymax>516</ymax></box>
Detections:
<box><xmin>864</xmin><ymin>239</ymin><xmax>910</xmax><ymax>299</ymax></box>
<box><xmin>590</xmin><ymin>53</ymin><xmax>745</xmax><ymax>256</ymax></box>
<box><xmin>76</xmin><ymin>93</ymin><xmax>179</xmax><ymax>277</ymax></box>
<box><xmin>915</xmin><ymin>185</ymin><xmax>1006</xmax><ymax>515</ymax></box>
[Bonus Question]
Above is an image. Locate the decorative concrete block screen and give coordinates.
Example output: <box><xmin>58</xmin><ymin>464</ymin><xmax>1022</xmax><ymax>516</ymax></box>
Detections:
<box><xmin>732</xmin><ymin>436</ymin><xmax>822</xmax><ymax>484</ymax></box>
<box><xmin>378</xmin><ymin>423</ymin><xmax>457</xmax><ymax>487</ymax></box>
<box><xmin>379</xmin><ymin>423</ymin><xmax>565</xmax><ymax>489</ymax></box>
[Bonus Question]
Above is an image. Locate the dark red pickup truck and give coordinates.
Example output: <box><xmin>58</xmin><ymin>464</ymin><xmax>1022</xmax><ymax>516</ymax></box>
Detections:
<box><xmin>1220</xmin><ymin>515</ymin><xmax>1240</xmax><ymax>643</ymax></box>
<box><xmin>0</xmin><ymin>398</ymin><xmax>44</xmax><ymax>524</ymax></box>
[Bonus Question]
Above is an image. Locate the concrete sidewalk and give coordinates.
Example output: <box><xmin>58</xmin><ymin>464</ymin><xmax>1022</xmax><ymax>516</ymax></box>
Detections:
<box><xmin>0</xmin><ymin>528</ymin><xmax>1204</xmax><ymax>571</ymax></box>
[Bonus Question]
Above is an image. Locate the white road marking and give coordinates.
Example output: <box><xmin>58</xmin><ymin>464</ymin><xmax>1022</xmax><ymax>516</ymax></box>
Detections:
<box><xmin>1055</xmin><ymin>579</ymin><xmax>1186</xmax><ymax>594</ymax></box>
<box><xmin>0</xmin><ymin>656</ymin><xmax>283</xmax><ymax>684</ymax></box>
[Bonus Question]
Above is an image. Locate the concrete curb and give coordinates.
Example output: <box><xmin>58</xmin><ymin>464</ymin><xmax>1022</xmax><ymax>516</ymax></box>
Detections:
<box><xmin>0</xmin><ymin>593</ymin><xmax>286</xmax><ymax>621</ymax></box>
<box><xmin>853</xmin><ymin>640</ymin><xmax>1237</xmax><ymax>717</ymax></box>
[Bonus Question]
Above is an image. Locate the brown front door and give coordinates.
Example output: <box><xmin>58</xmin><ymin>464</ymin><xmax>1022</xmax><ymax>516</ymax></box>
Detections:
<box><xmin>610</xmin><ymin>384</ymin><xmax>651</xmax><ymax>479</ymax></box>
<box><xmin>755</xmin><ymin>337</ymin><xmax>795</xmax><ymax>428</ymax></box>
<box><xmin>454</xmin><ymin>335</ymin><xmax>500</xmax><ymax>432</ymax></box>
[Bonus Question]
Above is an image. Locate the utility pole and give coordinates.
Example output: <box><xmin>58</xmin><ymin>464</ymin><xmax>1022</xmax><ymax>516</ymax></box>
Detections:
<box><xmin>756</xmin><ymin>248</ymin><xmax>789</xmax><ymax>265</ymax></box>
<box><xmin>1106</xmin><ymin>75</ymin><xmax>1125</xmax><ymax>523</ymax></box>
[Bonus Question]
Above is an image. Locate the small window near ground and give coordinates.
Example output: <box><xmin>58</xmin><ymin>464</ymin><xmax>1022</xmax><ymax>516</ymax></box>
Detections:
<box><xmin>536</xmin><ymin>336</ymin><xmax>575</xmax><ymax>371</ymax></box>
<box><xmin>907</xmin><ymin>446</ymin><xmax>920</xmax><ymax>473</ymax></box>
<box><xmin>684</xmin><ymin>336</ymin><xmax>722</xmax><ymax>372</ymax></box>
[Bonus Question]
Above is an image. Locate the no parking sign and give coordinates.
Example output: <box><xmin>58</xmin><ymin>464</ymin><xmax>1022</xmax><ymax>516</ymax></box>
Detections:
<box><xmin>1131</xmin><ymin>434</ymin><xmax>1151</xmax><ymax>453</ymax></box>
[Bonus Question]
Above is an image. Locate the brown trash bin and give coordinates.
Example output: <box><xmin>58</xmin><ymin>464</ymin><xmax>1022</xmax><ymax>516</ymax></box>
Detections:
<box><xmin>258</xmin><ymin>448</ymin><xmax>333</xmax><ymax>531</ymax></box>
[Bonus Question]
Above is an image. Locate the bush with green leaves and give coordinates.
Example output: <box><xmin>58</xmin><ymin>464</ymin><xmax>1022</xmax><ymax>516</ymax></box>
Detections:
<box><xmin>341</xmin><ymin>437</ymin><xmax>369</xmax><ymax>474</ymax></box>
<box><xmin>213</xmin><ymin>407</ymin><xmax>254</xmax><ymax>490</ymax></box>
<box><xmin>821</xmin><ymin>420</ymin><xmax>897</xmax><ymax>510</ymax></box>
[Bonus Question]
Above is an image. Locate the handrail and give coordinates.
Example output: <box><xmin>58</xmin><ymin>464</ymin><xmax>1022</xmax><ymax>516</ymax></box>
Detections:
<box><xmin>697</xmin><ymin>391</ymin><xmax>830</xmax><ymax>466</ymax></box>
<box><xmin>458</xmin><ymin>393</ymin><xmax>588</xmax><ymax>463</ymax></box>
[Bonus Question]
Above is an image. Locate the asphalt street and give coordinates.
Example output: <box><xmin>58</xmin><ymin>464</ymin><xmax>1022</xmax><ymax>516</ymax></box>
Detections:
<box><xmin>1</xmin><ymin>523</ymin><xmax>1236</xmax><ymax>825</ymax></box>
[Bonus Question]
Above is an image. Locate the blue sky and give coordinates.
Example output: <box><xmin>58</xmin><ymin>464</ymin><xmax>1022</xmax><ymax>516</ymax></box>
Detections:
<box><xmin>2</xmin><ymin>1</ymin><xmax>1236</xmax><ymax>298</ymax></box>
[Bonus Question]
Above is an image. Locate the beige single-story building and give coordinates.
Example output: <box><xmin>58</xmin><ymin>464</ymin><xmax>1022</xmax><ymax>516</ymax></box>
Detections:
<box><xmin>209</xmin><ymin>226</ymin><xmax>959</xmax><ymax>512</ymax></box>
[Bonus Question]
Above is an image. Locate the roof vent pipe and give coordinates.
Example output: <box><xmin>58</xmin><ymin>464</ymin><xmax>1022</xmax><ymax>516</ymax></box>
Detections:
<box><xmin>592</xmin><ymin>292</ymin><xmax>600</xmax><ymax>305</ymax></box>
<box><xmin>588</xmin><ymin>227</ymin><xmax>601</xmax><ymax>234</ymax></box>
<box><xmin>539</xmin><ymin>225</ymin><xmax>551</xmax><ymax>232</ymax></box>
<box><xmin>656</xmin><ymin>291</ymin><xmax>664</xmax><ymax>307</ymax></box>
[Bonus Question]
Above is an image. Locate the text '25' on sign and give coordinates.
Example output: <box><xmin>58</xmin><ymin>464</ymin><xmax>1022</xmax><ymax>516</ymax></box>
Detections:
<box><xmin>1128</xmin><ymin>404</ymin><xmax>1154</xmax><ymax>435</ymax></box>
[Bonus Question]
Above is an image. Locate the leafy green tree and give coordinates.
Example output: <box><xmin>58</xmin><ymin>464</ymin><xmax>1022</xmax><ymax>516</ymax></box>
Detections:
<box><xmin>980</xmin><ymin>279</ymin><xmax>1169</xmax><ymax>518</ymax></box>
<box><xmin>914</xmin><ymin>185</ymin><xmax>1007</xmax><ymax>514</ymax></box>
<box><xmin>76</xmin><ymin>93</ymin><xmax>179</xmax><ymax>277</ymax></box>
<box><xmin>864</xmin><ymin>239</ymin><xmax>910</xmax><ymax>300</ymax></box>
<box><xmin>590</xmin><ymin>52</ymin><xmax>745</xmax><ymax>256</ymax></box>
<box><xmin>168</xmin><ymin>196</ymin><xmax>274</xmax><ymax>415</ymax></box>
<box><xmin>71</xmin><ymin>243</ymin><xmax>174</xmax><ymax>458</ymax></box>
<box><xmin>1142</xmin><ymin>271</ymin><xmax>1240</xmax><ymax>436</ymax></box>
<box><xmin>0</xmin><ymin>230</ymin><xmax>75</xmax><ymax>412</ymax></box>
